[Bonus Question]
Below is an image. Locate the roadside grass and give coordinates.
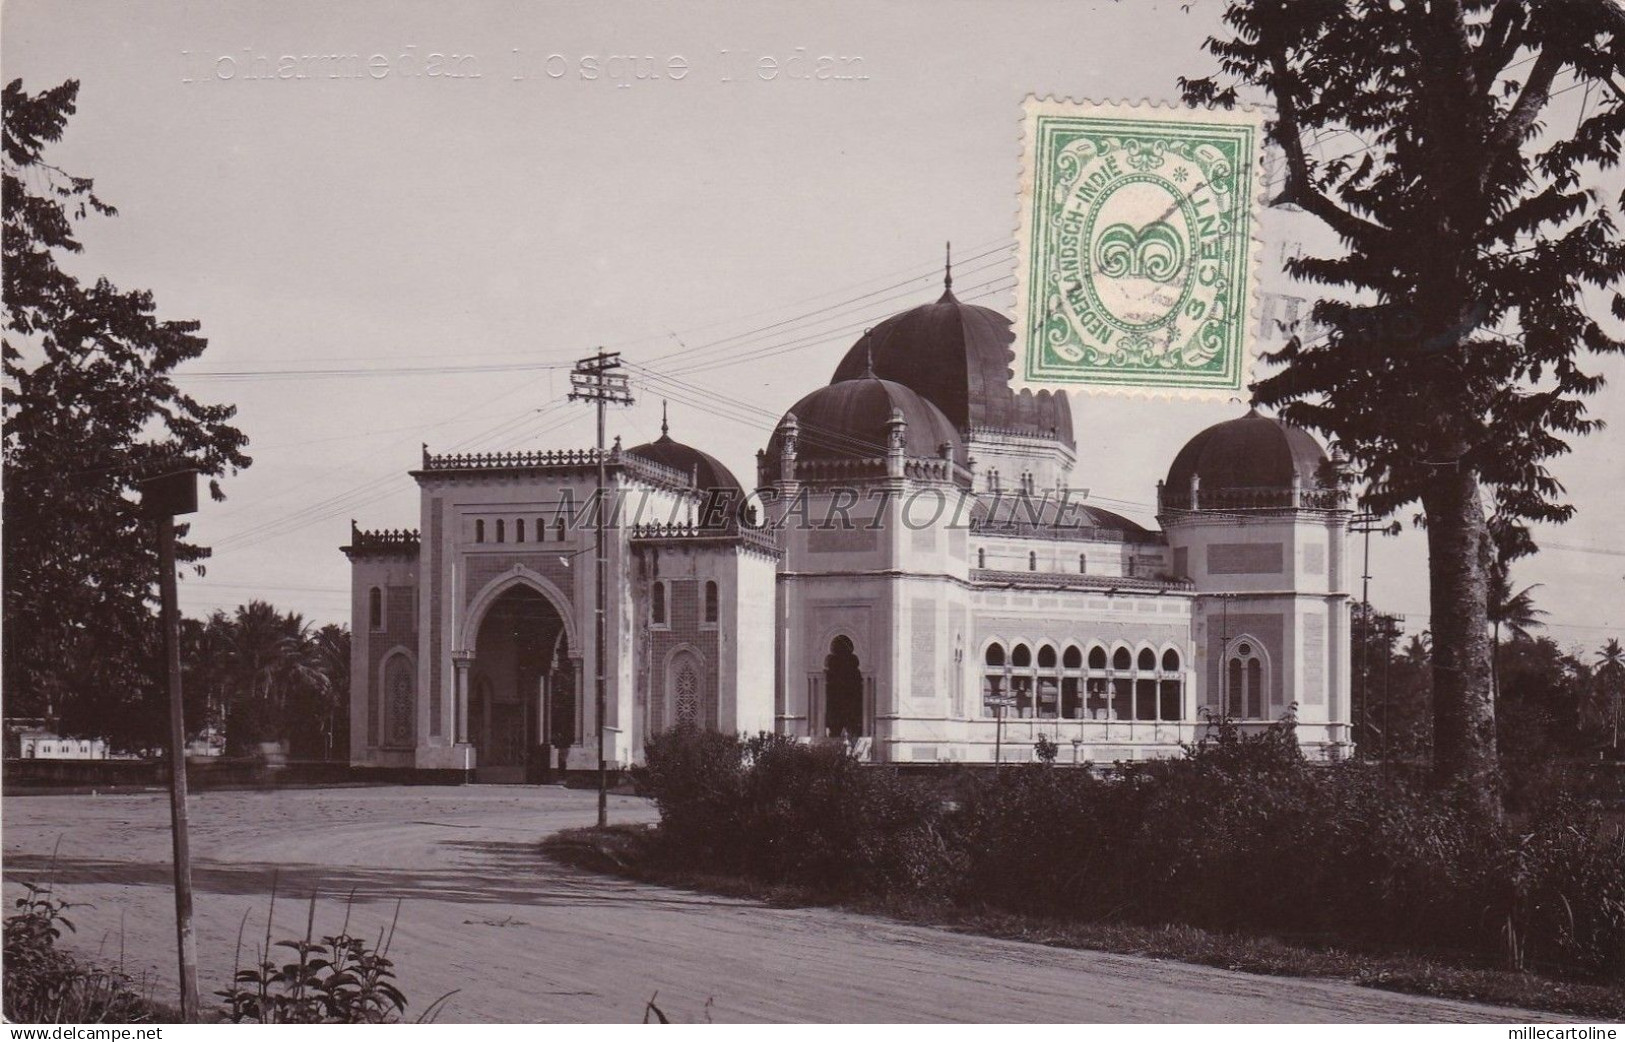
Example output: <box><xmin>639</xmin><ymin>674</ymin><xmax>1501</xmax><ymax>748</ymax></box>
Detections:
<box><xmin>543</xmin><ymin>823</ymin><xmax>1625</xmax><ymax>1022</ymax></box>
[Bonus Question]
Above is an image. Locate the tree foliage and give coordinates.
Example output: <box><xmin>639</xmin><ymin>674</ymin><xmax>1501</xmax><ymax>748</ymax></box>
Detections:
<box><xmin>183</xmin><ymin>602</ymin><xmax>350</xmax><ymax>758</ymax></box>
<box><xmin>2</xmin><ymin>79</ymin><xmax>250</xmax><ymax>744</ymax></box>
<box><xmin>1182</xmin><ymin>1</ymin><xmax>1625</xmax><ymax>800</ymax></box>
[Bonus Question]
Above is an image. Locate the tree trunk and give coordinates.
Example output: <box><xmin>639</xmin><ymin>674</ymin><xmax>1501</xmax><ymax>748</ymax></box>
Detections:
<box><xmin>1421</xmin><ymin>469</ymin><xmax>1498</xmax><ymax>811</ymax></box>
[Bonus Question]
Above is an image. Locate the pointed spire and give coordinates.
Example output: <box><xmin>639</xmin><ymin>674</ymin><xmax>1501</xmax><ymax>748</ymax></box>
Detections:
<box><xmin>945</xmin><ymin>241</ymin><xmax>953</xmax><ymax>293</ymax></box>
<box><xmin>660</xmin><ymin>399</ymin><xmax>669</xmax><ymax>438</ymax></box>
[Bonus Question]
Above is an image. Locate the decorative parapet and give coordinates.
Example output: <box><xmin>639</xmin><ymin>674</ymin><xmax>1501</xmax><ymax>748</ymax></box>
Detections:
<box><xmin>964</xmin><ymin>424</ymin><xmax>1076</xmax><ymax>448</ymax></box>
<box><xmin>968</xmin><ymin>516</ymin><xmax>1162</xmax><ymax>546</ymax></box>
<box><xmin>416</xmin><ymin>444</ymin><xmax>691</xmax><ymax>491</ymax></box>
<box><xmin>342</xmin><ymin>521</ymin><xmax>421</xmax><ymax>559</ymax></box>
<box><xmin>628</xmin><ymin>520</ymin><xmax>782</xmax><ymax>558</ymax></box>
<box><xmin>970</xmin><ymin>568</ymin><xmax>1194</xmax><ymax>594</ymax></box>
<box><xmin>1157</xmin><ymin>484</ymin><xmax>1350</xmax><ymax>514</ymax></box>
<box><xmin>777</xmin><ymin>454</ymin><xmax>971</xmax><ymax>487</ymax></box>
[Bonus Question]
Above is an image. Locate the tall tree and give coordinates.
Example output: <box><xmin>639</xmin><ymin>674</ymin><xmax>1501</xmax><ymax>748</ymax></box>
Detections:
<box><xmin>2</xmin><ymin>80</ymin><xmax>250</xmax><ymax>745</ymax></box>
<box><xmin>1183</xmin><ymin>1</ymin><xmax>1625</xmax><ymax>805</ymax></box>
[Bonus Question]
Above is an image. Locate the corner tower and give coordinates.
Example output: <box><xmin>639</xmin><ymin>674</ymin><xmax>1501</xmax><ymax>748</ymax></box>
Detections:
<box><xmin>1157</xmin><ymin>409</ymin><xmax>1353</xmax><ymax>758</ymax></box>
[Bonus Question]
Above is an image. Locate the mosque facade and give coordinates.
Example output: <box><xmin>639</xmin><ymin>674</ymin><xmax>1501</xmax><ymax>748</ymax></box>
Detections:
<box><xmin>343</xmin><ymin>281</ymin><xmax>1354</xmax><ymax>780</ymax></box>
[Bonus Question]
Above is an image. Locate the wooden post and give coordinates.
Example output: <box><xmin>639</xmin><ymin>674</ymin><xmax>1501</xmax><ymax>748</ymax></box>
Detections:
<box><xmin>141</xmin><ymin>469</ymin><xmax>200</xmax><ymax>1022</ymax></box>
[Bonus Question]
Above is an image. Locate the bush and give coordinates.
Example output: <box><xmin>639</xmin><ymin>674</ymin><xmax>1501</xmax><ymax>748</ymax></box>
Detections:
<box><xmin>639</xmin><ymin>721</ymin><xmax>1625</xmax><ymax>983</ymax></box>
<box><xmin>638</xmin><ymin>727</ymin><xmax>959</xmax><ymax>897</ymax></box>
<box><xmin>3</xmin><ymin>883</ymin><xmax>160</xmax><ymax>1023</ymax></box>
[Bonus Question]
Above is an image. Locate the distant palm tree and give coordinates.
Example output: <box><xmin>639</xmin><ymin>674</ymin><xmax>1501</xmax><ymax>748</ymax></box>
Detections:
<box><xmin>1487</xmin><ymin>564</ymin><xmax>1546</xmax><ymax>702</ymax></box>
<box><xmin>1597</xmin><ymin>638</ymin><xmax>1625</xmax><ymax>753</ymax></box>
<box><xmin>1401</xmin><ymin>632</ymin><xmax>1431</xmax><ymax>669</ymax></box>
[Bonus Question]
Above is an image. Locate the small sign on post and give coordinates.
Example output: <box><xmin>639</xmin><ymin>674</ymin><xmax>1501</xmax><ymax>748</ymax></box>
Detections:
<box><xmin>138</xmin><ymin>467</ymin><xmax>200</xmax><ymax>1022</ymax></box>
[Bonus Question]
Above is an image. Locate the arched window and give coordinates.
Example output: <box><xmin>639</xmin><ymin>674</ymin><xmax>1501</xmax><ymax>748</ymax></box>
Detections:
<box><xmin>1036</xmin><ymin>645</ymin><xmax>1059</xmax><ymax>719</ymax></box>
<box><xmin>554</xmin><ymin>517</ymin><xmax>566</xmax><ymax>542</ymax></box>
<box><xmin>1135</xmin><ymin>647</ymin><xmax>1158</xmax><ymax>720</ymax></box>
<box><xmin>1078</xmin><ymin>553</ymin><xmax>1087</xmax><ymax>573</ymax></box>
<box><xmin>475</xmin><ymin>519</ymin><xmax>486</xmax><ymax>543</ymax></box>
<box><xmin>669</xmin><ymin>651</ymin><xmax>702</xmax><ymax>729</ymax></box>
<box><xmin>988</xmin><ymin>470</ymin><xmax>1000</xmax><ymax>491</ymax></box>
<box><xmin>1110</xmin><ymin>646</ymin><xmax>1133</xmax><ymax>720</ymax></box>
<box><xmin>368</xmin><ymin>587</ymin><xmax>382</xmax><ymax>631</ymax></box>
<box><xmin>982</xmin><ymin>642</ymin><xmax>1006</xmax><ymax>718</ymax></box>
<box><xmin>1028</xmin><ymin>551</ymin><xmax>1038</xmax><ymax>571</ymax></box>
<box><xmin>1160</xmin><ymin>648</ymin><xmax>1183</xmax><ymax>720</ymax></box>
<box><xmin>704</xmin><ymin>580</ymin><xmax>719</xmax><ymax>624</ymax></box>
<box><xmin>651</xmin><ymin>582</ymin><xmax>667</xmax><ymax>626</ymax></box>
<box><xmin>496</xmin><ymin>519</ymin><xmax>506</xmax><ymax>543</ymax></box>
<box><xmin>516</xmin><ymin>518</ymin><xmax>526</xmax><ymax>543</ymax></box>
<box><xmin>1225</xmin><ymin>639</ymin><xmax>1268</xmax><ymax>719</ymax></box>
<box><xmin>977</xmin><ymin>547</ymin><xmax>986</xmax><ymax>569</ymax></box>
<box><xmin>1061</xmin><ymin>645</ymin><xmax>1083</xmax><ymax>719</ymax></box>
<box><xmin>1010</xmin><ymin>643</ymin><xmax>1034</xmax><ymax>717</ymax></box>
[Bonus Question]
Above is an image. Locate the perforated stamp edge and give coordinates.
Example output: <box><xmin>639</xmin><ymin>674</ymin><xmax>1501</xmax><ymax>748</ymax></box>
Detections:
<box><xmin>1009</xmin><ymin>96</ymin><xmax>1270</xmax><ymax>403</ymax></box>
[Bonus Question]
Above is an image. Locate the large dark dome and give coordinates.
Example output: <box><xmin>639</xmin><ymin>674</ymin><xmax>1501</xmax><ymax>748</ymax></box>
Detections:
<box><xmin>832</xmin><ymin>288</ymin><xmax>1074</xmax><ymax>446</ymax></box>
<box><xmin>1165</xmin><ymin>408</ymin><xmax>1330</xmax><ymax>494</ymax></box>
<box><xmin>766</xmin><ymin>374</ymin><xmax>965</xmax><ymax>464</ymax></box>
<box><xmin>627</xmin><ymin>427</ymin><xmax>743</xmax><ymax>491</ymax></box>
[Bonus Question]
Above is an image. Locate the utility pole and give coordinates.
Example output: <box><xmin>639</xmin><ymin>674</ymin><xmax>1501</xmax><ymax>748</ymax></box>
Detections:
<box><xmin>139</xmin><ymin>468</ymin><xmax>200</xmax><ymax>1022</ymax></box>
<box><xmin>569</xmin><ymin>350</ymin><xmax>633</xmax><ymax>828</ymax></box>
<box><xmin>1351</xmin><ymin>511</ymin><xmax>1401</xmax><ymax>758</ymax></box>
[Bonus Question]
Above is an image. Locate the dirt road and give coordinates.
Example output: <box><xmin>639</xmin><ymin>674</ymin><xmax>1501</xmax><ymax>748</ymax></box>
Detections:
<box><xmin>2</xmin><ymin>785</ymin><xmax>1547</xmax><ymax>1023</ymax></box>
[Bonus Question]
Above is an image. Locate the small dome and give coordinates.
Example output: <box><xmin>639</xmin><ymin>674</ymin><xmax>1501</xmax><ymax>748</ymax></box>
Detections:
<box><xmin>832</xmin><ymin>288</ymin><xmax>1074</xmax><ymax>446</ymax></box>
<box><xmin>1164</xmin><ymin>408</ymin><xmax>1330</xmax><ymax>494</ymax></box>
<box><xmin>627</xmin><ymin>421</ymin><xmax>743</xmax><ymax>492</ymax></box>
<box><xmin>766</xmin><ymin>374</ymin><xmax>965</xmax><ymax>464</ymax></box>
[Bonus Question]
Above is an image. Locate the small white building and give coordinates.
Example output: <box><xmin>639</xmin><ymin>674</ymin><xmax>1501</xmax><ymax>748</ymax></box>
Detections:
<box><xmin>7</xmin><ymin>723</ymin><xmax>109</xmax><ymax>760</ymax></box>
<box><xmin>344</xmin><ymin>279</ymin><xmax>1354</xmax><ymax>779</ymax></box>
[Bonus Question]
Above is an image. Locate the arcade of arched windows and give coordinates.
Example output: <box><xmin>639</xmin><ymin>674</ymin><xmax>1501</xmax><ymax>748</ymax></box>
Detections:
<box><xmin>981</xmin><ymin>640</ymin><xmax>1185</xmax><ymax>722</ymax></box>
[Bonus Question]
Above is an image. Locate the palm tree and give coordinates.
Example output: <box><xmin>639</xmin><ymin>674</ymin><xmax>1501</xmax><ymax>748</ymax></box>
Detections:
<box><xmin>1487</xmin><ymin>564</ymin><xmax>1547</xmax><ymax>703</ymax></box>
<box><xmin>1597</xmin><ymin>638</ymin><xmax>1625</xmax><ymax>754</ymax></box>
<box><xmin>219</xmin><ymin>601</ymin><xmax>311</xmax><ymax>754</ymax></box>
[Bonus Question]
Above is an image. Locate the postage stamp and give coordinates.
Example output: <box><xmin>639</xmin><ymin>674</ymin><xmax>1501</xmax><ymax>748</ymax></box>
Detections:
<box><xmin>1013</xmin><ymin>98</ymin><xmax>1266</xmax><ymax>397</ymax></box>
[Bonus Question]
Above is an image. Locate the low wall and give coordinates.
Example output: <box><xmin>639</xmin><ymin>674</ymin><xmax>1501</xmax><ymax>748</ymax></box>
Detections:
<box><xmin>2</xmin><ymin>757</ymin><xmax>472</xmax><ymax>793</ymax></box>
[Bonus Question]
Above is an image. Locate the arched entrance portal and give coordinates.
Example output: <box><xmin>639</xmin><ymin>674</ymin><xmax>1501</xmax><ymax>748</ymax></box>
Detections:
<box><xmin>824</xmin><ymin>636</ymin><xmax>865</xmax><ymax>739</ymax></box>
<box><xmin>472</xmin><ymin>584</ymin><xmax>574</xmax><ymax>783</ymax></box>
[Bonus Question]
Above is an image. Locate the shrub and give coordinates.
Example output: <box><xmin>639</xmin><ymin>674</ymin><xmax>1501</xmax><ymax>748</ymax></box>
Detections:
<box><xmin>639</xmin><ymin>719</ymin><xmax>1625</xmax><ymax>983</ymax></box>
<box><xmin>3</xmin><ymin>883</ymin><xmax>160</xmax><ymax>1023</ymax></box>
<box><xmin>638</xmin><ymin>727</ymin><xmax>959</xmax><ymax>897</ymax></box>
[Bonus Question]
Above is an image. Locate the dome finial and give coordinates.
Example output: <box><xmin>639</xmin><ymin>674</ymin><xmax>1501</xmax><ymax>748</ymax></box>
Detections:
<box><xmin>945</xmin><ymin>241</ymin><xmax>953</xmax><ymax>293</ymax></box>
<box><xmin>660</xmin><ymin>399</ymin><xmax>669</xmax><ymax>437</ymax></box>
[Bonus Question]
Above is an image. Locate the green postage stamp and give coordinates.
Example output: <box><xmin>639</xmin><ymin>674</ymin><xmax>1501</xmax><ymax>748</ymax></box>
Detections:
<box><xmin>1014</xmin><ymin>98</ymin><xmax>1266</xmax><ymax>397</ymax></box>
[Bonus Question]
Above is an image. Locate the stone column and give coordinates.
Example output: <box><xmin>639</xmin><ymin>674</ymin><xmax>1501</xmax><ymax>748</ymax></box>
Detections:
<box><xmin>452</xmin><ymin>652</ymin><xmax>473</xmax><ymax>745</ymax></box>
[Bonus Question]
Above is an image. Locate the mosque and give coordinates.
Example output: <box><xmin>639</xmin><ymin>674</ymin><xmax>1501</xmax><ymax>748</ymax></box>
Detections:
<box><xmin>343</xmin><ymin>274</ymin><xmax>1355</xmax><ymax>780</ymax></box>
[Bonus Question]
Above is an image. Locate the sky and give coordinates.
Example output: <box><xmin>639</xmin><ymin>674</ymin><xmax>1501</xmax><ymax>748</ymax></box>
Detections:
<box><xmin>4</xmin><ymin>0</ymin><xmax>1622</xmax><ymax>651</ymax></box>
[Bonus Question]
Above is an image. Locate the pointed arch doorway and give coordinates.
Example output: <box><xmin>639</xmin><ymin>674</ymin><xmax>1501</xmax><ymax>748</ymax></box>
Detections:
<box><xmin>824</xmin><ymin>635</ymin><xmax>865</xmax><ymax>739</ymax></box>
<box><xmin>471</xmin><ymin>583</ymin><xmax>574</xmax><ymax>782</ymax></box>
